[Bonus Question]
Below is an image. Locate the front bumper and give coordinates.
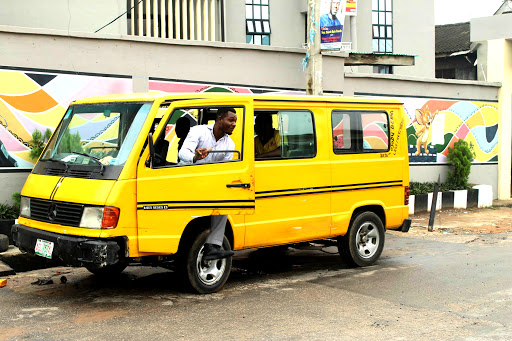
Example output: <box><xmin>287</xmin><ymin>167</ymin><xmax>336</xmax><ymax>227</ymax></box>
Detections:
<box><xmin>12</xmin><ymin>224</ymin><xmax>125</xmax><ymax>267</ymax></box>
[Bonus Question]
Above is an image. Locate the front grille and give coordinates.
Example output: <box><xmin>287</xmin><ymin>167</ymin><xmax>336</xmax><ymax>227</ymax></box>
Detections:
<box><xmin>45</xmin><ymin>168</ymin><xmax>65</xmax><ymax>176</ymax></box>
<box><xmin>30</xmin><ymin>199</ymin><xmax>84</xmax><ymax>227</ymax></box>
<box><xmin>44</xmin><ymin>168</ymin><xmax>94</xmax><ymax>179</ymax></box>
<box><xmin>68</xmin><ymin>169</ymin><xmax>93</xmax><ymax>179</ymax></box>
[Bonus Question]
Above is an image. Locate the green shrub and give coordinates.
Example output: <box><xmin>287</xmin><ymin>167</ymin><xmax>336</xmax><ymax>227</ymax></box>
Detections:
<box><xmin>410</xmin><ymin>180</ymin><xmax>471</xmax><ymax>195</ymax></box>
<box><xmin>446</xmin><ymin>139</ymin><xmax>474</xmax><ymax>190</ymax></box>
<box><xmin>11</xmin><ymin>192</ymin><xmax>20</xmax><ymax>215</ymax></box>
<box><xmin>0</xmin><ymin>193</ymin><xmax>21</xmax><ymax>220</ymax></box>
<box><xmin>0</xmin><ymin>202</ymin><xmax>18</xmax><ymax>220</ymax></box>
<box><xmin>410</xmin><ymin>182</ymin><xmax>435</xmax><ymax>195</ymax></box>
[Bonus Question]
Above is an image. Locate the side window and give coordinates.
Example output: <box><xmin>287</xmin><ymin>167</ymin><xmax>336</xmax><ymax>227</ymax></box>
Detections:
<box><xmin>255</xmin><ymin>110</ymin><xmax>316</xmax><ymax>159</ymax></box>
<box><xmin>362</xmin><ymin>113</ymin><xmax>389</xmax><ymax>151</ymax></box>
<box><xmin>332</xmin><ymin>113</ymin><xmax>351</xmax><ymax>150</ymax></box>
<box><xmin>152</xmin><ymin>106</ymin><xmax>244</xmax><ymax>168</ymax></box>
<box><xmin>332</xmin><ymin>111</ymin><xmax>389</xmax><ymax>154</ymax></box>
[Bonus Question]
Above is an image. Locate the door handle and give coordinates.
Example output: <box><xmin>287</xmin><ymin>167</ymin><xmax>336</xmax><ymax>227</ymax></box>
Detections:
<box><xmin>226</xmin><ymin>183</ymin><xmax>251</xmax><ymax>189</ymax></box>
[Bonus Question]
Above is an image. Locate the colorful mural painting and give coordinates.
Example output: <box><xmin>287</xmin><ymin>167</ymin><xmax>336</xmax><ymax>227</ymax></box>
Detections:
<box><xmin>0</xmin><ymin>69</ymin><xmax>132</xmax><ymax>167</ymax></box>
<box><xmin>402</xmin><ymin>98</ymin><xmax>499</xmax><ymax>163</ymax></box>
<box><xmin>0</xmin><ymin>67</ymin><xmax>500</xmax><ymax>167</ymax></box>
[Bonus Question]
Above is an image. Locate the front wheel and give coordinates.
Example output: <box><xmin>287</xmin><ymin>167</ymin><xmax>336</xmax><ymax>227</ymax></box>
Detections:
<box><xmin>337</xmin><ymin>211</ymin><xmax>385</xmax><ymax>267</ymax></box>
<box><xmin>182</xmin><ymin>230</ymin><xmax>232</xmax><ymax>294</ymax></box>
<box><xmin>84</xmin><ymin>258</ymin><xmax>127</xmax><ymax>276</ymax></box>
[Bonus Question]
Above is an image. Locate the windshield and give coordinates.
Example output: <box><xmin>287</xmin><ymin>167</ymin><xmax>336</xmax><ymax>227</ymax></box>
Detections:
<box><xmin>42</xmin><ymin>102</ymin><xmax>151</xmax><ymax>167</ymax></box>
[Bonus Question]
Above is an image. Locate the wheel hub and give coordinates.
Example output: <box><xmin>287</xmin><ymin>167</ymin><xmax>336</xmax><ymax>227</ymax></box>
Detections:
<box><xmin>355</xmin><ymin>222</ymin><xmax>380</xmax><ymax>259</ymax></box>
<box><xmin>196</xmin><ymin>246</ymin><xmax>226</xmax><ymax>285</ymax></box>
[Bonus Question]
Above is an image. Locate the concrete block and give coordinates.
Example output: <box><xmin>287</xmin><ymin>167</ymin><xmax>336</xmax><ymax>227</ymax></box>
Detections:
<box><xmin>473</xmin><ymin>185</ymin><xmax>493</xmax><ymax>208</ymax></box>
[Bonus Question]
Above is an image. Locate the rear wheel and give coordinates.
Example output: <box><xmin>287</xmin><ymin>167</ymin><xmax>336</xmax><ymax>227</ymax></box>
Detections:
<box><xmin>181</xmin><ymin>229</ymin><xmax>232</xmax><ymax>294</ymax></box>
<box><xmin>337</xmin><ymin>211</ymin><xmax>385</xmax><ymax>267</ymax></box>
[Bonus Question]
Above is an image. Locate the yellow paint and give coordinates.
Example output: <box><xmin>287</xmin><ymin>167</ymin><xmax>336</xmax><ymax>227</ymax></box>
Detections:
<box><xmin>0</xmin><ymin>100</ymin><xmax>32</xmax><ymax>142</ymax></box>
<box><xmin>18</xmin><ymin>92</ymin><xmax>409</xmax><ymax>262</ymax></box>
<box><xmin>24</xmin><ymin>105</ymin><xmax>66</xmax><ymax>127</ymax></box>
<box><xmin>96</xmin><ymin>120</ymin><xmax>120</xmax><ymax>141</ymax></box>
<box><xmin>0</xmin><ymin>71</ymin><xmax>40</xmax><ymax>95</ymax></box>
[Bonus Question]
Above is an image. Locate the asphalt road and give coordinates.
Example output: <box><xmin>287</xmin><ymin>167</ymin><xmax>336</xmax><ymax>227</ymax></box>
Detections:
<box><xmin>1</xmin><ymin>228</ymin><xmax>511</xmax><ymax>340</ymax></box>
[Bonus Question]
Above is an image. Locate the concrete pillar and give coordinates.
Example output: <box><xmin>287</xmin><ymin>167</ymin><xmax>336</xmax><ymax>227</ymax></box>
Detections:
<box><xmin>487</xmin><ymin>39</ymin><xmax>512</xmax><ymax>199</ymax></box>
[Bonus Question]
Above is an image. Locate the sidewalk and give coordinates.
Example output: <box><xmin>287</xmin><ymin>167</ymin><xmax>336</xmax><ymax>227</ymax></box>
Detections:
<box><xmin>399</xmin><ymin>199</ymin><xmax>512</xmax><ymax>240</ymax></box>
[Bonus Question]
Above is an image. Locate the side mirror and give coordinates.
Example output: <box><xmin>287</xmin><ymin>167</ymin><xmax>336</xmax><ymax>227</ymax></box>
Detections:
<box><xmin>145</xmin><ymin>133</ymin><xmax>155</xmax><ymax>168</ymax></box>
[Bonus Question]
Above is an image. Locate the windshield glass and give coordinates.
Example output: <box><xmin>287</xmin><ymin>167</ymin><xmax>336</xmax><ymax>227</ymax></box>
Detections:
<box><xmin>42</xmin><ymin>102</ymin><xmax>151</xmax><ymax>166</ymax></box>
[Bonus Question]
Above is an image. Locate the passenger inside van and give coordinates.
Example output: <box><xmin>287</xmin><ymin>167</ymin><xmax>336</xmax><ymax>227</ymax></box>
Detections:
<box><xmin>175</xmin><ymin>116</ymin><xmax>191</xmax><ymax>163</ymax></box>
<box><xmin>255</xmin><ymin>113</ymin><xmax>281</xmax><ymax>159</ymax></box>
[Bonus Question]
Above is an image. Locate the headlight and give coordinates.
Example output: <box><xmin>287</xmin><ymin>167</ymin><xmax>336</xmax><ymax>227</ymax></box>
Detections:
<box><xmin>20</xmin><ymin>197</ymin><xmax>30</xmax><ymax>218</ymax></box>
<box><xmin>79</xmin><ymin>207</ymin><xmax>104</xmax><ymax>229</ymax></box>
<box><xmin>79</xmin><ymin>206</ymin><xmax>120</xmax><ymax>229</ymax></box>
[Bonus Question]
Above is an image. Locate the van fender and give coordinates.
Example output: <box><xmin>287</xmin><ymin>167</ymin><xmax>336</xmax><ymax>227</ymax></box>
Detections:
<box><xmin>176</xmin><ymin>215</ymin><xmax>235</xmax><ymax>256</ymax></box>
<box><xmin>348</xmin><ymin>202</ymin><xmax>386</xmax><ymax>232</ymax></box>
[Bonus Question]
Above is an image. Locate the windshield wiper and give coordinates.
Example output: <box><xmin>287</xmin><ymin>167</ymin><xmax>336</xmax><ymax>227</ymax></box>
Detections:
<box><xmin>42</xmin><ymin>158</ymin><xmax>69</xmax><ymax>173</ymax></box>
<box><xmin>72</xmin><ymin>152</ymin><xmax>105</xmax><ymax>175</ymax></box>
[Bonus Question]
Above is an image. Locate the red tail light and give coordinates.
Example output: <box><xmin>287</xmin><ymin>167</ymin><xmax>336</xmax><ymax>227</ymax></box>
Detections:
<box><xmin>102</xmin><ymin>206</ymin><xmax>120</xmax><ymax>229</ymax></box>
<box><xmin>404</xmin><ymin>186</ymin><xmax>410</xmax><ymax>205</ymax></box>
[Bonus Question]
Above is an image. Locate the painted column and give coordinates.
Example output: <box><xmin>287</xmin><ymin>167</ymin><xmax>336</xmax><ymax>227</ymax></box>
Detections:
<box><xmin>487</xmin><ymin>39</ymin><xmax>512</xmax><ymax>199</ymax></box>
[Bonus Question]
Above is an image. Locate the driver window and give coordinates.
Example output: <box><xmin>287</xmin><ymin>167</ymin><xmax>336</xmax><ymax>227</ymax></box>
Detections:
<box><xmin>151</xmin><ymin>106</ymin><xmax>244</xmax><ymax>168</ymax></box>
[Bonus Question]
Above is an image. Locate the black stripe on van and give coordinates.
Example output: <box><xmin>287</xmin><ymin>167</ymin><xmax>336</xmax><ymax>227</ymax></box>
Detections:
<box><xmin>137</xmin><ymin>205</ymin><xmax>255</xmax><ymax>211</ymax></box>
<box><xmin>137</xmin><ymin>200</ymin><xmax>255</xmax><ymax>205</ymax></box>
<box><xmin>136</xmin><ymin>200</ymin><xmax>255</xmax><ymax>210</ymax></box>
<box><xmin>256</xmin><ymin>180</ymin><xmax>402</xmax><ymax>199</ymax></box>
<box><xmin>256</xmin><ymin>181</ymin><xmax>403</xmax><ymax>199</ymax></box>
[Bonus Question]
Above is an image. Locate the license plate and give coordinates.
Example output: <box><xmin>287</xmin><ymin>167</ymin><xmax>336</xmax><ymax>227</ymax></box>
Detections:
<box><xmin>34</xmin><ymin>239</ymin><xmax>54</xmax><ymax>259</ymax></box>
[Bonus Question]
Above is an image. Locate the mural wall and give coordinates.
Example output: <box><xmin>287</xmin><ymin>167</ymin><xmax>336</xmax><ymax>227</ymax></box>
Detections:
<box><xmin>402</xmin><ymin>98</ymin><xmax>499</xmax><ymax>163</ymax></box>
<box><xmin>0</xmin><ymin>68</ymin><xmax>500</xmax><ymax>167</ymax></box>
<box><xmin>0</xmin><ymin>69</ymin><xmax>132</xmax><ymax>167</ymax></box>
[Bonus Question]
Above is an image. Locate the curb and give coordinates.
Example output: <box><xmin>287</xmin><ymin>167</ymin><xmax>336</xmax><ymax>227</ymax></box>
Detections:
<box><xmin>409</xmin><ymin>185</ymin><xmax>493</xmax><ymax>215</ymax></box>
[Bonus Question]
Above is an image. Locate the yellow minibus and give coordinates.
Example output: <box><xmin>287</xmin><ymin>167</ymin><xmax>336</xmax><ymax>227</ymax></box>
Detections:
<box><xmin>13</xmin><ymin>93</ymin><xmax>411</xmax><ymax>293</ymax></box>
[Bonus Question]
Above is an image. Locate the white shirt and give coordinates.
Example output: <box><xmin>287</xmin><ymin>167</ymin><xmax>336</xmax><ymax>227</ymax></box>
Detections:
<box><xmin>178</xmin><ymin>124</ymin><xmax>235</xmax><ymax>165</ymax></box>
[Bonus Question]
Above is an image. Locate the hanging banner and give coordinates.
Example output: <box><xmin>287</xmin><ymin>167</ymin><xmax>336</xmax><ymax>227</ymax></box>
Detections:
<box><xmin>320</xmin><ymin>0</ymin><xmax>347</xmax><ymax>53</ymax></box>
<box><xmin>345</xmin><ymin>0</ymin><xmax>357</xmax><ymax>16</ymax></box>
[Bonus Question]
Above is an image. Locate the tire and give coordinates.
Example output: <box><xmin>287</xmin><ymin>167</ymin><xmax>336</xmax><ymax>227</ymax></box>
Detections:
<box><xmin>84</xmin><ymin>258</ymin><xmax>127</xmax><ymax>276</ymax></box>
<box><xmin>0</xmin><ymin>234</ymin><xmax>8</xmax><ymax>253</ymax></box>
<box><xmin>337</xmin><ymin>212</ymin><xmax>385</xmax><ymax>267</ymax></box>
<box><xmin>181</xmin><ymin>229</ymin><xmax>232</xmax><ymax>294</ymax></box>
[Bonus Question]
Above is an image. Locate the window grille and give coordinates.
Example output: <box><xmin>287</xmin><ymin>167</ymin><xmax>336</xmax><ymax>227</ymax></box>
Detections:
<box><xmin>127</xmin><ymin>0</ymin><xmax>224</xmax><ymax>41</ymax></box>
<box><xmin>246</xmin><ymin>0</ymin><xmax>271</xmax><ymax>45</ymax></box>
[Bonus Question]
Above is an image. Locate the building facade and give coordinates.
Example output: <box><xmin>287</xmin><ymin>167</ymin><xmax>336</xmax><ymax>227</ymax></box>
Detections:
<box><xmin>0</xmin><ymin>1</ymin><xmax>508</xmax><ymax>202</ymax></box>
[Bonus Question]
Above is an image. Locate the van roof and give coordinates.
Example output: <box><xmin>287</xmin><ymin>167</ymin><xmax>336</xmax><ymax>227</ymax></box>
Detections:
<box><xmin>72</xmin><ymin>92</ymin><xmax>403</xmax><ymax>105</ymax></box>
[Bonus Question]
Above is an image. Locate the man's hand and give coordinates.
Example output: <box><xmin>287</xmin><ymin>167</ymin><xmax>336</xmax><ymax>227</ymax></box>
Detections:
<box><xmin>193</xmin><ymin>148</ymin><xmax>211</xmax><ymax>162</ymax></box>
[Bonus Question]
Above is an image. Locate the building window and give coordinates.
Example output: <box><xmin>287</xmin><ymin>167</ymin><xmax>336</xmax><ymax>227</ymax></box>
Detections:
<box><xmin>127</xmin><ymin>0</ymin><xmax>224</xmax><ymax>41</ymax></box>
<box><xmin>246</xmin><ymin>0</ymin><xmax>271</xmax><ymax>45</ymax></box>
<box><xmin>372</xmin><ymin>0</ymin><xmax>392</xmax><ymax>53</ymax></box>
<box><xmin>373</xmin><ymin>65</ymin><xmax>393</xmax><ymax>74</ymax></box>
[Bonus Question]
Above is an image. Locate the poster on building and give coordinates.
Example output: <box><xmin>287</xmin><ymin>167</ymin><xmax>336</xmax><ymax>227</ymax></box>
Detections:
<box><xmin>320</xmin><ymin>0</ymin><xmax>346</xmax><ymax>52</ymax></box>
<box><xmin>345</xmin><ymin>0</ymin><xmax>357</xmax><ymax>16</ymax></box>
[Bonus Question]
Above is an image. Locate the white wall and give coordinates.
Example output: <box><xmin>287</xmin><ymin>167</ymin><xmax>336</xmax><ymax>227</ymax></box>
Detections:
<box><xmin>0</xmin><ymin>0</ymin><xmax>126</xmax><ymax>35</ymax></box>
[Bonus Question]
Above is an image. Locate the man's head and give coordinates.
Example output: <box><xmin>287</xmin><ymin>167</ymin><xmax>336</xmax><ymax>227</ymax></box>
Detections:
<box><xmin>215</xmin><ymin>107</ymin><xmax>237</xmax><ymax>135</ymax></box>
<box><xmin>330</xmin><ymin>0</ymin><xmax>341</xmax><ymax>16</ymax></box>
<box><xmin>255</xmin><ymin>113</ymin><xmax>274</xmax><ymax>137</ymax></box>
